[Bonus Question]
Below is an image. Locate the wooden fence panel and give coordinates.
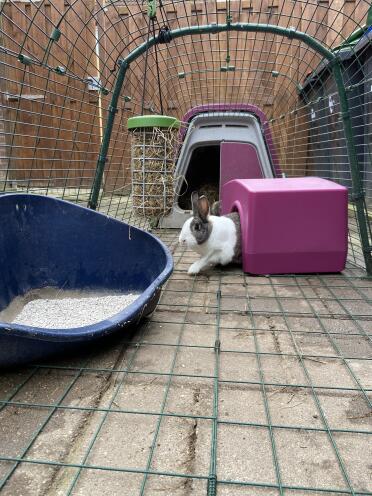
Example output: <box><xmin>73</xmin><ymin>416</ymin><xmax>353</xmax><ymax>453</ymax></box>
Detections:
<box><xmin>1</xmin><ymin>0</ymin><xmax>100</xmax><ymax>188</ymax></box>
<box><xmin>1</xmin><ymin>0</ymin><xmax>369</xmax><ymax>190</ymax></box>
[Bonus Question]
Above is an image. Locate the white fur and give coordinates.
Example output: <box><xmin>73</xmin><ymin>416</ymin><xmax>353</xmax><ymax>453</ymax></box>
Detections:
<box><xmin>179</xmin><ymin>215</ymin><xmax>237</xmax><ymax>274</ymax></box>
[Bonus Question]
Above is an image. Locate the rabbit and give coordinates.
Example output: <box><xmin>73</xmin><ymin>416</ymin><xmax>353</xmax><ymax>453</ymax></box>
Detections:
<box><xmin>179</xmin><ymin>191</ymin><xmax>241</xmax><ymax>275</ymax></box>
<box><xmin>179</xmin><ymin>182</ymin><xmax>219</xmax><ymax>211</ymax></box>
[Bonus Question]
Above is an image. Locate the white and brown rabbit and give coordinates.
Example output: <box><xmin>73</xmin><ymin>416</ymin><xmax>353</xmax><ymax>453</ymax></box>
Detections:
<box><xmin>179</xmin><ymin>192</ymin><xmax>241</xmax><ymax>275</ymax></box>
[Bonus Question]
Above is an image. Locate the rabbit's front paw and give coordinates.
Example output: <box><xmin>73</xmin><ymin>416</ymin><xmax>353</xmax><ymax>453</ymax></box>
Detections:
<box><xmin>188</xmin><ymin>262</ymin><xmax>201</xmax><ymax>275</ymax></box>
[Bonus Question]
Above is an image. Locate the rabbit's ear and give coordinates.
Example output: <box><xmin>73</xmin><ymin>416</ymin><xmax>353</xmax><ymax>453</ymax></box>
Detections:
<box><xmin>211</xmin><ymin>201</ymin><xmax>221</xmax><ymax>216</ymax></box>
<box><xmin>197</xmin><ymin>195</ymin><xmax>210</xmax><ymax>222</ymax></box>
<box><xmin>191</xmin><ymin>191</ymin><xmax>199</xmax><ymax>216</ymax></box>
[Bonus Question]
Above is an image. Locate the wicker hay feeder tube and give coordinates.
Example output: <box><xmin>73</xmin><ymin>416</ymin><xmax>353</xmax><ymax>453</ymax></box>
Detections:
<box><xmin>128</xmin><ymin>115</ymin><xmax>181</xmax><ymax>220</ymax></box>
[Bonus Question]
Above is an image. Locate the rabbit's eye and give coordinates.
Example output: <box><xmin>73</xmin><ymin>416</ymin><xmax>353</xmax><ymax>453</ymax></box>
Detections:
<box><xmin>194</xmin><ymin>223</ymin><xmax>200</xmax><ymax>231</ymax></box>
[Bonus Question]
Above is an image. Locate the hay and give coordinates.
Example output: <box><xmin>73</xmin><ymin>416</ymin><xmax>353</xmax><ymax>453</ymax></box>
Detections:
<box><xmin>131</xmin><ymin>125</ymin><xmax>180</xmax><ymax>218</ymax></box>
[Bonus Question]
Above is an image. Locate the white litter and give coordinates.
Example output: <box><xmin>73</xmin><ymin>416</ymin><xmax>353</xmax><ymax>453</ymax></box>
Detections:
<box><xmin>7</xmin><ymin>291</ymin><xmax>140</xmax><ymax>329</ymax></box>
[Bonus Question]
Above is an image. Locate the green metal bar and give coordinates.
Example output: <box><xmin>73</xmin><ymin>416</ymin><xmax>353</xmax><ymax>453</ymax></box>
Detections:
<box><xmin>21</xmin><ymin>337</ymin><xmax>372</xmax><ymax>362</ymax></box>
<box><xmin>29</xmin><ymin>365</ymin><xmax>372</xmax><ymax>392</ymax></box>
<box><xmin>0</xmin><ymin>455</ymin><xmax>208</xmax><ymax>481</ymax></box>
<box><xmin>243</xmin><ymin>273</ymin><xmax>284</xmax><ymax>495</ymax></box>
<box><xmin>0</xmin><ymin>398</ymin><xmax>370</xmax><ymax>436</ymax></box>
<box><xmin>138</xmin><ymin>277</ymin><xmax>199</xmax><ymax>495</ymax></box>
<box><xmin>36</xmin><ymin>333</ymin><xmax>372</xmax><ymax>352</ymax></box>
<box><xmin>169</xmin><ymin>272</ymin><xmax>371</xmax><ymax>283</ymax></box>
<box><xmin>3</xmin><ymin>454</ymin><xmax>372</xmax><ymax>495</ymax></box>
<box><xmin>88</xmin><ymin>59</ymin><xmax>128</xmax><ymax>210</ymax></box>
<box><xmin>332</xmin><ymin>60</ymin><xmax>372</xmax><ymax>274</ymax></box>
<box><xmin>220</xmin><ymin>478</ymin><xmax>372</xmax><ymax>495</ymax></box>
<box><xmin>125</xmin><ymin>23</ymin><xmax>336</xmax><ymax>63</ymax></box>
<box><xmin>88</xmin><ymin>22</ymin><xmax>334</xmax><ymax>209</ymax></box>
<box><xmin>207</xmin><ymin>285</ymin><xmax>221</xmax><ymax>496</ymax></box>
<box><xmin>159</xmin><ymin>286</ymin><xmax>372</xmax><ymax>303</ymax></box>
<box><xmin>154</xmin><ymin>300</ymin><xmax>372</xmax><ymax>320</ymax></box>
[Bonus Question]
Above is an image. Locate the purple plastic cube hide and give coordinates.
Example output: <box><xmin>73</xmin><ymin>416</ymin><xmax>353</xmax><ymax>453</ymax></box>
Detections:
<box><xmin>221</xmin><ymin>177</ymin><xmax>348</xmax><ymax>274</ymax></box>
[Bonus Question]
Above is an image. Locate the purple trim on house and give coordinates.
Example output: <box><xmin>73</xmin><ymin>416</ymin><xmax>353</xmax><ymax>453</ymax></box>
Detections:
<box><xmin>180</xmin><ymin>103</ymin><xmax>281</xmax><ymax>176</ymax></box>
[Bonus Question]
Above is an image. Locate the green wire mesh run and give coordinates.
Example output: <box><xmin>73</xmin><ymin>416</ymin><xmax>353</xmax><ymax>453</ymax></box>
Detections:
<box><xmin>0</xmin><ymin>0</ymin><xmax>371</xmax><ymax>271</ymax></box>
<box><xmin>0</xmin><ymin>230</ymin><xmax>371</xmax><ymax>495</ymax></box>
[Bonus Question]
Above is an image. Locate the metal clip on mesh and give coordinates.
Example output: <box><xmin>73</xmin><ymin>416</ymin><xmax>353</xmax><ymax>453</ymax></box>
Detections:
<box><xmin>158</xmin><ymin>26</ymin><xmax>172</xmax><ymax>44</ymax></box>
<box><xmin>18</xmin><ymin>54</ymin><xmax>33</xmax><ymax>65</ymax></box>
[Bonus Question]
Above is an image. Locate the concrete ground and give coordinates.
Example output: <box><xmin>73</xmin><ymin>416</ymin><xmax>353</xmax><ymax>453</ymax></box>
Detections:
<box><xmin>0</xmin><ymin>230</ymin><xmax>371</xmax><ymax>496</ymax></box>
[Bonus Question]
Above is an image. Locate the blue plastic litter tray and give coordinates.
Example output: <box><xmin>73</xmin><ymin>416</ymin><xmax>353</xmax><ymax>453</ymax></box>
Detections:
<box><xmin>0</xmin><ymin>194</ymin><xmax>173</xmax><ymax>368</ymax></box>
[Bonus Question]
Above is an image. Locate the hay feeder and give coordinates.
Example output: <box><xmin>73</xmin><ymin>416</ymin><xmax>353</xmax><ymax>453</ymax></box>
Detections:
<box><xmin>128</xmin><ymin>115</ymin><xmax>181</xmax><ymax>220</ymax></box>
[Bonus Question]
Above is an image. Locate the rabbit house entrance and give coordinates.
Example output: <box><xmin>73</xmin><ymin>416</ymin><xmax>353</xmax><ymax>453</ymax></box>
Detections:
<box><xmin>160</xmin><ymin>106</ymin><xmax>278</xmax><ymax>228</ymax></box>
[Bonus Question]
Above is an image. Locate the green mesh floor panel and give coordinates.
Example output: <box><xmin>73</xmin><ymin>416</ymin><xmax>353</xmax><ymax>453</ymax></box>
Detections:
<box><xmin>0</xmin><ymin>231</ymin><xmax>371</xmax><ymax>495</ymax></box>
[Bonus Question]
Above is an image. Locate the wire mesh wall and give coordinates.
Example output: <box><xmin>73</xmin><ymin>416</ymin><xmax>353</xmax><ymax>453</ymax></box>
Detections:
<box><xmin>0</xmin><ymin>0</ymin><xmax>371</xmax><ymax>270</ymax></box>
